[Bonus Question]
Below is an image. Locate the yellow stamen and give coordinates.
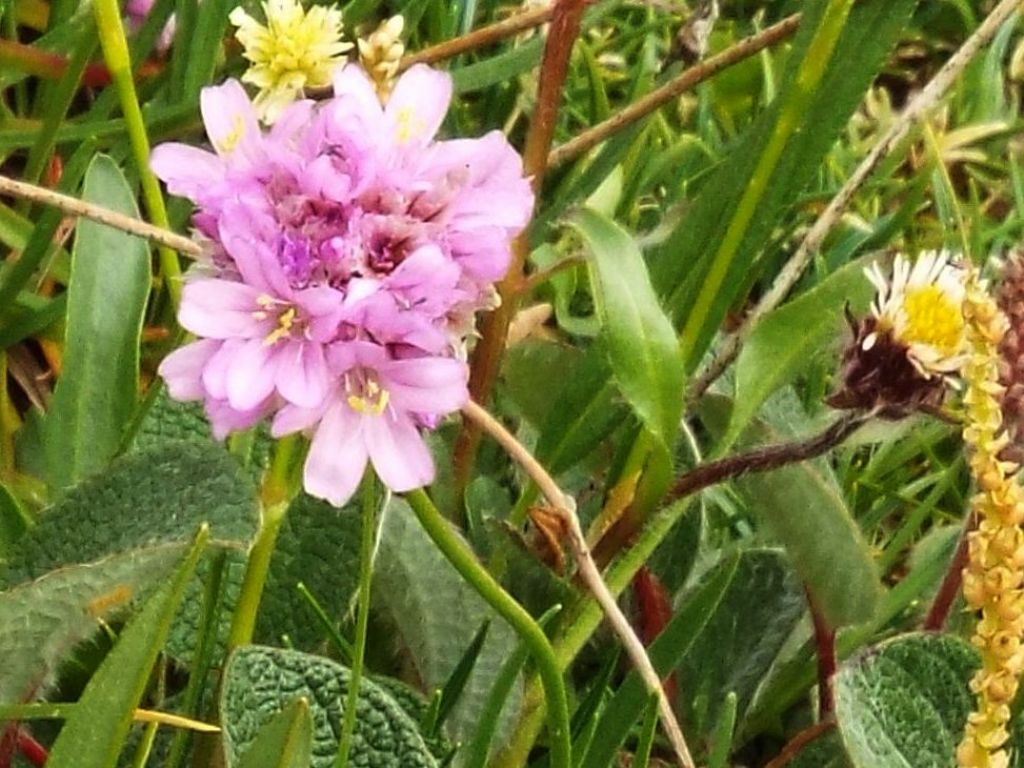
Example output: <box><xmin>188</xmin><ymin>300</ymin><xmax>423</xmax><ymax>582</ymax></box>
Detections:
<box><xmin>263</xmin><ymin>306</ymin><xmax>297</xmax><ymax>346</ymax></box>
<box><xmin>347</xmin><ymin>387</ymin><xmax>390</xmax><ymax>415</ymax></box>
<box><xmin>395</xmin><ymin>106</ymin><xmax>425</xmax><ymax>144</ymax></box>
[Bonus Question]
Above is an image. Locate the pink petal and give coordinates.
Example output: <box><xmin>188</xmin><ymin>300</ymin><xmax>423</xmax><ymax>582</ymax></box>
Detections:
<box><xmin>201</xmin><ymin>80</ymin><xmax>261</xmax><ymax>160</ymax></box>
<box><xmin>202</xmin><ymin>338</ymin><xmax>245</xmax><ymax>400</ymax></box>
<box><xmin>206</xmin><ymin>397</ymin><xmax>269</xmax><ymax>440</ymax></box>
<box><xmin>304</xmin><ymin>405</ymin><xmax>367</xmax><ymax>506</ymax></box>
<box><xmin>385</xmin><ymin>356</ymin><xmax>468</xmax><ymax>414</ymax></box>
<box><xmin>271</xmin><ymin>401</ymin><xmax>325</xmax><ymax>436</ymax></box>
<box><xmin>179</xmin><ymin>280</ymin><xmax>264</xmax><ymax>338</ymax></box>
<box><xmin>150</xmin><ymin>144</ymin><xmax>224</xmax><ymax>201</ymax></box>
<box><xmin>365</xmin><ymin>412</ymin><xmax>434</xmax><ymax>492</ymax></box>
<box><xmin>226</xmin><ymin>338</ymin><xmax>280</xmax><ymax>411</ymax></box>
<box><xmin>386</xmin><ymin>65</ymin><xmax>452</xmax><ymax>148</ymax></box>
<box><xmin>158</xmin><ymin>339</ymin><xmax>219</xmax><ymax>400</ymax></box>
<box><xmin>276</xmin><ymin>342</ymin><xmax>330</xmax><ymax>409</ymax></box>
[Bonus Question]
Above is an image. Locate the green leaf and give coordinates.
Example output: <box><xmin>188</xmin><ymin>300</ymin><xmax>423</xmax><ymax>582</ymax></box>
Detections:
<box><xmin>834</xmin><ymin>633</ymin><xmax>980</xmax><ymax>768</ymax></box>
<box><xmin>0</xmin><ymin>442</ymin><xmax>258</xmax><ymax>587</ymax></box>
<box><xmin>255</xmin><ymin>494</ymin><xmax>362</xmax><ymax>651</ymax></box>
<box><xmin>786</xmin><ymin>729</ymin><xmax>850</xmax><ymax>768</ymax></box>
<box><xmin>0</xmin><ymin>482</ymin><xmax>31</xmax><ymax>558</ymax></box>
<box><xmin>44</xmin><ymin>154</ymin><xmax>152</xmax><ymax>491</ymax></box>
<box><xmin>570</xmin><ymin>207</ymin><xmax>684</xmax><ymax>454</ymax></box>
<box><xmin>220</xmin><ymin>646</ymin><xmax>438</xmax><ymax>768</ymax></box>
<box><xmin>46</xmin><ymin>528</ymin><xmax>208</xmax><ymax>768</ymax></box>
<box><xmin>581</xmin><ymin>549</ymin><xmax>802</xmax><ymax>768</ymax></box>
<box><xmin>0</xmin><ymin>545</ymin><xmax>185</xmax><ymax>703</ymax></box>
<box><xmin>237</xmin><ymin>697</ymin><xmax>313</xmax><ymax>768</ymax></box>
<box><xmin>374</xmin><ymin>499</ymin><xmax>521</xmax><ymax>745</ymax></box>
<box><xmin>724</xmin><ymin>255</ymin><xmax>877</xmax><ymax>449</ymax></box>
<box><xmin>654</xmin><ymin>0</ymin><xmax>919</xmax><ymax>362</ymax></box>
<box><xmin>702</xmin><ymin>392</ymin><xmax>881</xmax><ymax>627</ymax></box>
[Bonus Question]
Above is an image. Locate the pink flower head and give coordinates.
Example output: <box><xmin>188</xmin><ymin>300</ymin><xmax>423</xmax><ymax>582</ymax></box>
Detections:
<box><xmin>153</xmin><ymin>64</ymin><xmax>533</xmax><ymax>505</ymax></box>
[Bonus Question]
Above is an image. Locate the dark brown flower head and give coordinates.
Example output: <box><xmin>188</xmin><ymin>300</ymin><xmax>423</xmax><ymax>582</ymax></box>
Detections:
<box><xmin>827</xmin><ymin>311</ymin><xmax>945</xmax><ymax>418</ymax></box>
<box><xmin>997</xmin><ymin>252</ymin><xmax>1024</xmax><ymax>463</ymax></box>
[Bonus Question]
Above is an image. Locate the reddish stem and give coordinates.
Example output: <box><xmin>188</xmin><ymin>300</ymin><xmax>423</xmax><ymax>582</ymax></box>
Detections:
<box><xmin>16</xmin><ymin>731</ymin><xmax>48</xmax><ymax>768</ymax></box>
<box><xmin>453</xmin><ymin>0</ymin><xmax>589</xmax><ymax>499</ymax></box>
<box><xmin>632</xmin><ymin>566</ymin><xmax>678</xmax><ymax>705</ymax></box>
<box><xmin>923</xmin><ymin>512</ymin><xmax>974</xmax><ymax>631</ymax></box>
<box><xmin>809</xmin><ymin>594</ymin><xmax>837</xmax><ymax>718</ymax></box>
<box><xmin>763</xmin><ymin>721</ymin><xmax>837</xmax><ymax>768</ymax></box>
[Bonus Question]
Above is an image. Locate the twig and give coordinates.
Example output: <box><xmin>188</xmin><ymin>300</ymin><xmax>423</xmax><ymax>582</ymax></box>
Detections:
<box><xmin>687</xmin><ymin>0</ymin><xmax>1024</xmax><ymax>404</ymax></box>
<box><xmin>665</xmin><ymin>412</ymin><xmax>868</xmax><ymax>503</ymax></box>
<box><xmin>923</xmin><ymin>510</ymin><xmax>975</xmax><ymax>631</ymax></box>
<box><xmin>0</xmin><ymin>174</ymin><xmax>201</xmax><ymax>257</ymax></box>
<box><xmin>763</xmin><ymin>721</ymin><xmax>836</xmax><ymax>768</ymax></box>
<box><xmin>460</xmin><ymin>400</ymin><xmax>696</xmax><ymax>768</ymax></box>
<box><xmin>399</xmin><ymin>4</ymin><xmax>556</xmax><ymax>70</ymax></box>
<box><xmin>808</xmin><ymin>594</ymin><xmax>836</xmax><ymax>718</ymax></box>
<box><xmin>547</xmin><ymin>12</ymin><xmax>801</xmax><ymax>168</ymax></box>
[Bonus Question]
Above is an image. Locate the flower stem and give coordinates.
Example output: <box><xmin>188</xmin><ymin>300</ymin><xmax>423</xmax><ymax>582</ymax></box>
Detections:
<box><xmin>335</xmin><ymin>472</ymin><xmax>377</xmax><ymax>768</ymax></box>
<box><xmin>91</xmin><ymin>0</ymin><xmax>182</xmax><ymax>309</ymax></box>
<box><xmin>404</xmin><ymin>488</ymin><xmax>572</xmax><ymax>768</ymax></box>
<box><xmin>226</xmin><ymin>436</ymin><xmax>299</xmax><ymax>650</ymax></box>
<box><xmin>923</xmin><ymin>512</ymin><xmax>973</xmax><ymax>631</ymax></box>
<box><xmin>808</xmin><ymin>594</ymin><xmax>836</xmax><ymax>718</ymax></box>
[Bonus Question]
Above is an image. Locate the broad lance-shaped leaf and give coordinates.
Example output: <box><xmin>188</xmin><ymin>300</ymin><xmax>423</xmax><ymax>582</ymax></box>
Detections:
<box><xmin>237</xmin><ymin>698</ymin><xmax>313</xmax><ymax>768</ymax></box>
<box><xmin>581</xmin><ymin>549</ymin><xmax>803</xmax><ymax>768</ymax></box>
<box><xmin>46</xmin><ymin>529</ymin><xmax>208</xmax><ymax>768</ymax></box>
<box><xmin>570</xmin><ymin>207</ymin><xmax>684</xmax><ymax>454</ymax></box>
<box><xmin>702</xmin><ymin>392</ymin><xmax>880</xmax><ymax>627</ymax></box>
<box><xmin>0</xmin><ymin>546</ymin><xmax>186</xmax><ymax>703</ymax></box>
<box><xmin>221</xmin><ymin>646</ymin><xmax>438</xmax><ymax>768</ymax></box>
<box><xmin>723</xmin><ymin>254</ymin><xmax>878</xmax><ymax>450</ymax></box>
<box><xmin>44</xmin><ymin>153</ymin><xmax>151</xmax><ymax>492</ymax></box>
<box><xmin>835</xmin><ymin>633</ymin><xmax>981</xmax><ymax>768</ymax></box>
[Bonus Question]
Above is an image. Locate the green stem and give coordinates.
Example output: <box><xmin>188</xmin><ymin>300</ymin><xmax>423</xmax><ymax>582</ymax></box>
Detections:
<box><xmin>92</xmin><ymin>0</ymin><xmax>183</xmax><ymax>309</ymax></box>
<box><xmin>335</xmin><ymin>472</ymin><xmax>377</xmax><ymax>768</ymax></box>
<box><xmin>405</xmin><ymin>488</ymin><xmax>572</xmax><ymax>768</ymax></box>
<box><xmin>227</xmin><ymin>499</ymin><xmax>288</xmax><ymax>649</ymax></box>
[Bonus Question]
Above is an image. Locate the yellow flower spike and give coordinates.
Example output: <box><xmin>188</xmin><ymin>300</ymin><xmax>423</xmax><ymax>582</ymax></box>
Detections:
<box><xmin>230</xmin><ymin>0</ymin><xmax>352</xmax><ymax>123</ymax></box>
<box><xmin>958</xmin><ymin>267</ymin><xmax>1024</xmax><ymax>768</ymax></box>
<box><xmin>358</xmin><ymin>15</ymin><xmax>405</xmax><ymax>100</ymax></box>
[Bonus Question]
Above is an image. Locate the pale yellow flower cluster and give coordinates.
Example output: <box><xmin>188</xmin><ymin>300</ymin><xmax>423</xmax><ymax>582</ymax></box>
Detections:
<box><xmin>957</xmin><ymin>270</ymin><xmax>1024</xmax><ymax>768</ymax></box>
<box><xmin>230</xmin><ymin>0</ymin><xmax>352</xmax><ymax>122</ymax></box>
<box><xmin>358</xmin><ymin>15</ymin><xmax>405</xmax><ymax>99</ymax></box>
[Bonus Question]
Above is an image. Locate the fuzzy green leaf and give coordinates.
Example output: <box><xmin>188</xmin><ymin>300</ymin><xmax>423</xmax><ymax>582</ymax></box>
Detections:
<box><xmin>44</xmin><ymin>154</ymin><xmax>151</xmax><ymax>491</ymax></box>
<box><xmin>835</xmin><ymin>633</ymin><xmax>980</xmax><ymax>767</ymax></box>
<box><xmin>220</xmin><ymin>646</ymin><xmax>438</xmax><ymax>768</ymax></box>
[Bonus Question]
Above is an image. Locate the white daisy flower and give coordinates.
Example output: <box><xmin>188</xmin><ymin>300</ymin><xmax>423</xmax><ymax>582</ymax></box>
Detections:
<box><xmin>864</xmin><ymin>250</ymin><xmax>968</xmax><ymax>377</ymax></box>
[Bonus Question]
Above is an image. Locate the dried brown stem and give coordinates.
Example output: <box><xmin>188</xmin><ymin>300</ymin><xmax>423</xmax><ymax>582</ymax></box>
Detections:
<box><xmin>923</xmin><ymin>510</ymin><xmax>975</xmax><ymax>631</ymax></box>
<box><xmin>399</xmin><ymin>4</ymin><xmax>556</xmax><ymax>70</ymax></box>
<box><xmin>547</xmin><ymin>13</ymin><xmax>801</xmax><ymax>168</ymax></box>
<box><xmin>665</xmin><ymin>412</ymin><xmax>868</xmax><ymax>503</ymax></box>
<box><xmin>0</xmin><ymin>174</ymin><xmax>201</xmax><ymax>257</ymax></box>
<box><xmin>763</xmin><ymin>721</ymin><xmax>837</xmax><ymax>768</ymax></box>
<box><xmin>687</xmin><ymin>0</ymin><xmax>1024</xmax><ymax>404</ymax></box>
<box><xmin>460</xmin><ymin>400</ymin><xmax>696</xmax><ymax>768</ymax></box>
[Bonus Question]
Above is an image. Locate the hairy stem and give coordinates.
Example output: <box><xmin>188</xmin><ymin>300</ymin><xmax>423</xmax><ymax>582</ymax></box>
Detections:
<box><xmin>687</xmin><ymin>0</ymin><xmax>1024</xmax><ymax>403</ymax></box>
<box><xmin>405</xmin><ymin>488</ymin><xmax>573</xmax><ymax>768</ymax></box>
<box><xmin>335</xmin><ymin>473</ymin><xmax>376</xmax><ymax>768</ymax></box>
<box><xmin>809</xmin><ymin>594</ymin><xmax>836</xmax><ymax>718</ymax></box>
<box><xmin>461</xmin><ymin>401</ymin><xmax>695</xmax><ymax>768</ymax></box>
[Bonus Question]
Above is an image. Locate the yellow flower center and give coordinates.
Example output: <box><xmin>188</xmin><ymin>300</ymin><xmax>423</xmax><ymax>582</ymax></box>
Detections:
<box><xmin>254</xmin><ymin>295</ymin><xmax>299</xmax><ymax>346</ymax></box>
<box><xmin>346</xmin><ymin>377</ymin><xmax>390</xmax><ymax>416</ymax></box>
<box><xmin>900</xmin><ymin>285</ymin><xmax>964</xmax><ymax>353</ymax></box>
